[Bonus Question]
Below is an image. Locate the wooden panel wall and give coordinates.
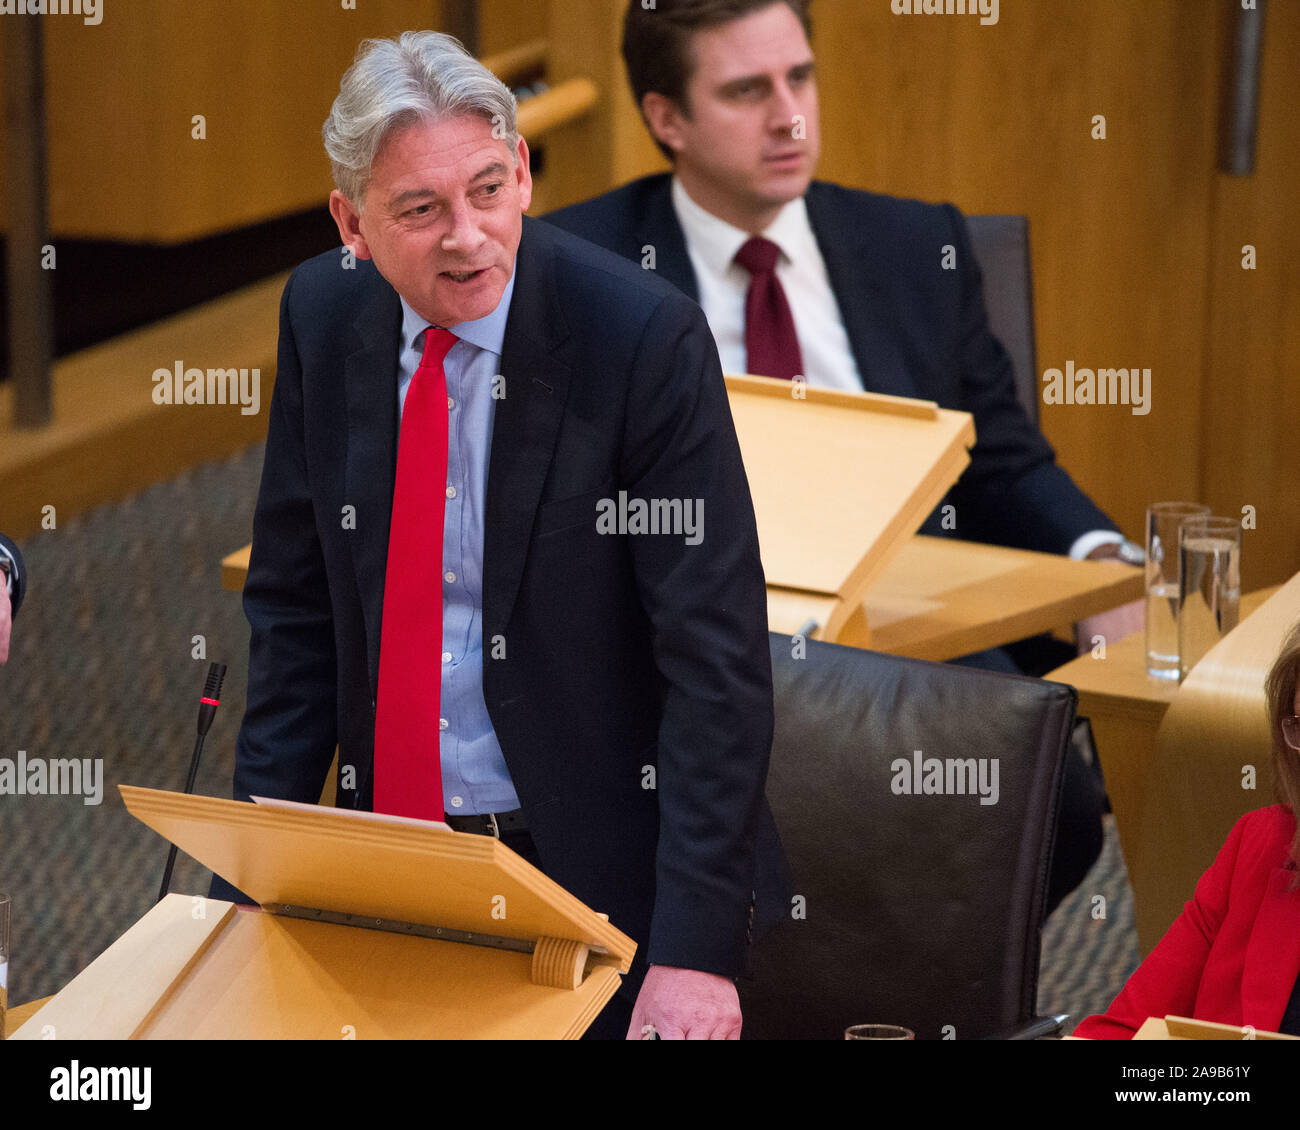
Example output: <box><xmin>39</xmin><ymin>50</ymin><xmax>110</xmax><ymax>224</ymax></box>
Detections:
<box><xmin>1201</xmin><ymin>5</ymin><xmax>1300</xmax><ymax>589</ymax></box>
<box><xmin>813</xmin><ymin>0</ymin><xmax>1224</xmax><ymax>566</ymax></box>
<box><xmin>479</xmin><ymin>0</ymin><xmax>545</xmax><ymax>55</ymax></box>
<box><xmin>542</xmin><ymin>1</ymin><xmax>665</xmax><ymax>214</ymax></box>
<box><xmin>5</xmin><ymin>0</ymin><xmax>449</xmax><ymax>243</ymax></box>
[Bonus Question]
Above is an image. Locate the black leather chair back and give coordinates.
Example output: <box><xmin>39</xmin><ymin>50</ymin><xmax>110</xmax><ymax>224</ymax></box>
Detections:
<box><xmin>966</xmin><ymin>214</ymin><xmax>1040</xmax><ymax>427</ymax></box>
<box><xmin>740</xmin><ymin>634</ymin><xmax>1075</xmax><ymax>1040</ymax></box>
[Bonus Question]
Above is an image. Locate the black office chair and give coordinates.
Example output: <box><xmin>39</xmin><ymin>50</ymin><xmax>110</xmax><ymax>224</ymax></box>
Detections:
<box><xmin>966</xmin><ymin>214</ymin><xmax>1039</xmax><ymax>427</ymax></box>
<box><xmin>740</xmin><ymin>633</ymin><xmax>1075</xmax><ymax>1040</ymax></box>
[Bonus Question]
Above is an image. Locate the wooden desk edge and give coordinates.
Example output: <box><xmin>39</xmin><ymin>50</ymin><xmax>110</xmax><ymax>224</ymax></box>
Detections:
<box><xmin>222</xmin><ymin>547</ymin><xmax>252</xmax><ymax>592</ymax></box>
<box><xmin>6</xmin><ymin>995</ymin><xmax>53</xmax><ymax>1035</ymax></box>
<box><xmin>868</xmin><ymin>568</ymin><xmax>1143</xmax><ymax>661</ymax></box>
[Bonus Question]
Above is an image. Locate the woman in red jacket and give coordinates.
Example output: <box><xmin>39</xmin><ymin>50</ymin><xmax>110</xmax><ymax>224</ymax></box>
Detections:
<box><xmin>1074</xmin><ymin>620</ymin><xmax>1300</xmax><ymax>1039</ymax></box>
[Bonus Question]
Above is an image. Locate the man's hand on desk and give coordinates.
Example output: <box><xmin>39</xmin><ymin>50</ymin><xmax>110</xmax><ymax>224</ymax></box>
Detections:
<box><xmin>1076</xmin><ymin>542</ymin><xmax>1144</xmax><ymax>655</ymax></box>
<box><xmin>627</xmin><ymin>964</ymin><xmax>742</xmax><ymax>1040</ymax></box>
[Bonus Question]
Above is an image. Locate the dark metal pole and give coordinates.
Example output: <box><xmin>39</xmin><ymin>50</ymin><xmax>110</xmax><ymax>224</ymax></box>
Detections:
<box><xmin>1219</xmin><ymin>0</ymin><xmax>1267</xmax><ymax>176</ymax></box>
<box><xmin>5</xmin><ymin>17</ymin><xmax>54</xmax><ymax>428</ymax></box>
<box><xmin>444</xmin><ymin>0</ymin><xmax>480</xmax><ymax>57</ymax></box>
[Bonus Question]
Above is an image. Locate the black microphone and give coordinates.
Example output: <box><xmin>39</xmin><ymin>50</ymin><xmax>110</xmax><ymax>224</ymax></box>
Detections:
<box><xmin>194</xmin><ymin>663</ymin><xmax>227</xmax><ymax>749</ymax></box>
<box><xmin>157</xmin><ymin>663</ymin><xmax>227</xmax><ymax>902</ymax></box>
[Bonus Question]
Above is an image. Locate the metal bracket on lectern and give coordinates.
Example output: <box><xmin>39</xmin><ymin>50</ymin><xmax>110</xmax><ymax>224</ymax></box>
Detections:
<box><xmin>267</xmin><ymin>902</ymin><xmax>612</xmax><ymax>959</ymax></box>
<box><xmin>267</xmin><ymin>902</ymin><xmax>536</xmax><ymax>953</ymax></box>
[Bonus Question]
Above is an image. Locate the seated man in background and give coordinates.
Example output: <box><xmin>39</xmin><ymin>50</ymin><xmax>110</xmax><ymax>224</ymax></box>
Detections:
<box><xmin>545</xmin><ymin>0</ymin><xmax>1142</xmax><ymax>911</ymax></box>
<box><xmin>1074</xmin><ymin>620</ymin><xmax>1300</xmax><ymax>1038</ymax></box>
<box><xmin>0</xmin><ymin>532</ymin><xmax>26</xmax><ymax>666</ymax></box>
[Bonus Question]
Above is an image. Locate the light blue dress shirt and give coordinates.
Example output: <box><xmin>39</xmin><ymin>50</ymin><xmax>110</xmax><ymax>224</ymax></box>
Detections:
<box><xmin>396</xmin><ymin>271</ymin><xmax>520</xmax><ymax>815</ymax></box>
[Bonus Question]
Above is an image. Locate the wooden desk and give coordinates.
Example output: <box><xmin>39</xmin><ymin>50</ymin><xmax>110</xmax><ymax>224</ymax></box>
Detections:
<box><xmin>5</xmin><ymin>996</ymin><xmax>52</xmax><ymax>1035</ymax></box>
<box><xmin>845</xmin><ymin>537</ymin><xmax>1142</xmax><ymax>660</ymax></box>
<box><xmin>221</xmin><ymin>544</ymin><xmax>250</xmax><ymax>592</ymax></box>
<box><xmin>1045</xmin><ymin>586</ymin><xmax>1278</xmax><ymax>928</ymax></box>
<box><xmin>223</xmin><ymin>536</ymin><xmax>1143</xmax><ymax>663</ymax></box>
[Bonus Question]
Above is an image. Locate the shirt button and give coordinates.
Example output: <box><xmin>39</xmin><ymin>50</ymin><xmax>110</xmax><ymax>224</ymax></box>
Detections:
<box><xmin>447</xmin><ymin>396</ymin><xmax>455</xmax><ymax>410</ymax></box>
<box><xmin>442</xmin><ymin>651</ymin><xmax>452</xmax><ymax>663</ymax></box>
<box><xmin>450</xmin><ymin>796</ymin><xmax>464</xmax><ymax>809</ymax></box>
<box><xmin>444</xmin><ymin>571</ymin><xmax>456</xmax><ymax>584</ymax></box>
<box><xmin>439</xmin><ymin>718</ymin><xmax>449</xmax><ymax>730</ymax></box>
<box><xmin>446</xmin><ymin>485</ymin><xmax>456</xmax><ymax>499</ymax></box>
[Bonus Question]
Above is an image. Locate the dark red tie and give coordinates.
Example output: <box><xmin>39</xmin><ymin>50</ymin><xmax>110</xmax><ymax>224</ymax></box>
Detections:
<box><xmin>735</xmin><ymin>236</ymin><xmax>804</xmax><ymax>381</ymax></box>
<box><xmin>373</xmin><ymin>326</ymin><xmax>458</xmax><ymax>820</ymax></box>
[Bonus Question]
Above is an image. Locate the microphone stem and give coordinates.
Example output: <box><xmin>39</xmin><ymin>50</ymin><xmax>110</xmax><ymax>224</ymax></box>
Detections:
<box><xmin>157</xmin><ymin>730</ymin><xmax>207</xmax><ymax>903</ymax></box>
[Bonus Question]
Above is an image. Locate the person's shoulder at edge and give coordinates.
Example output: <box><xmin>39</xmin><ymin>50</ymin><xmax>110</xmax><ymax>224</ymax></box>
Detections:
<box><xmin>802</xmin><ymin>180</ymin><xmax>974</xmax><ymax>258</ymax></box>
<box><xmin>522</xmin><ymin>211</ymin><xmax>689</xmax><ymax>313</ymax></box>
<box><xmin>542</xmin><ymin>172</ymin><xmax>970</xmax><ymax>255</ymax></box>
<box><xmin>279</xmin><ymin>245</ymin><xmax>390</xmax><ymax>312</ymax></box>
<box><xmin>541</xmin><ymin>171</ymin><xmax>674</xmax><ymax>232</ymax></box>
<box><xmin>1201</xmin><ymin>803</ymin><xmax>1298</xmax><ymax>894</ymax></box>
<box><xmin>1072</xmin><ymin>804</ymin><xmax>1296</xmax><ymax>1040</ymax></box>
<box><xmin>0</xmin><ymin>532</ymin><xmax>25</xmax><ymax>612</ymax></box>
<box><xmin>1236</xmin><ymin>802</ymin><xmax>1298</xmax><ymax>867</ymax></box>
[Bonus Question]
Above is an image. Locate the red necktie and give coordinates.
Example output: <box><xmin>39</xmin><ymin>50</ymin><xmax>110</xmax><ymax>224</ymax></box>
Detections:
<box><xmin>373</xmin><ymin>326</ymin><xmax>458</xmax><ymax>820</ymax></box>
<box><xmin>735</xmin><ymin>236</ymin><xmax>805</xmax><ymax>381</ymax></box>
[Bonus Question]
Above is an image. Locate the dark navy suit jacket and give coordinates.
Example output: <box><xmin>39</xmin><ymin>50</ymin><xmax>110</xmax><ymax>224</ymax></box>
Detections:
<box><xmin>545</xmin><ymin>175</ymin><xmax>1118</xmax><ymax>554</ymax></box>
<box><xmin>210</xmin><ymin>216</ymin><xmax>790</xmax><ymax>995</ymax></box>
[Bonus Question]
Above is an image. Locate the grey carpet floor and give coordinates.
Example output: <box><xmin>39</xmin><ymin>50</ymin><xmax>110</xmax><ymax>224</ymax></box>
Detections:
<box><xmin>0</xmin><ymin>442</ymin><xmax>1137</xmax><ymax>1032</ymax></box>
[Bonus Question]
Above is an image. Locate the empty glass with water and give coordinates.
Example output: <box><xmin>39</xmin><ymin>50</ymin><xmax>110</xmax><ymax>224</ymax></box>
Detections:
<box><xmin>1145</xmin><ymin>502</ymin><xmax>1211</xmax><ymax>679</ymax></box>
<box><xmin>1178</xmin><ymin>515</ymin><xmax>1242</xmax><ymax>681</ymax></box>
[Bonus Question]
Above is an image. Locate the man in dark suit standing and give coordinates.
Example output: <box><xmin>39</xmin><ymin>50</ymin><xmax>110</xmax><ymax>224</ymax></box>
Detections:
<box><xmin>0</xmin><ymin>533</ymin><xmax>25</xmax><ymax>666</ymax></box>
<box><xmin>544</xmin><ymin>0</ymin><xmax>1143</xmax><ymax>910</ymax></box>
<box><xmin>211</xmin><ymin>30</ymin><xmax>786</xmax><ymax>1040</ymax></box>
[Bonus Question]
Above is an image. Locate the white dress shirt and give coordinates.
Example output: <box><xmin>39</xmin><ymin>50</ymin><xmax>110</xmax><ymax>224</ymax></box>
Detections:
<box><xmin>668</xmin><ymin>176</ymin><xmax>1121</xmax><ymax>562</ymax></box>
<box><xmin>671</xmin><ymin>176</ymin><xmax>863</xmax><ymax>393</ymax></box>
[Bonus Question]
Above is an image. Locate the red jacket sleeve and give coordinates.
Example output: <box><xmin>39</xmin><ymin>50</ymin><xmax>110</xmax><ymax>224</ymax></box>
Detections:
<box><xmin>1071</xmin><ymin>812</ymin><xmax>1251</xmax><ymax>1039</ymax></box>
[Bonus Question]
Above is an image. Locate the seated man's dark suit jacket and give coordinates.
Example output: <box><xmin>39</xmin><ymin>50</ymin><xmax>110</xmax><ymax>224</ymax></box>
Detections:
<box><xmin>544</xmin><ymin>175</ymin><xmax>1119</xmax><ymax>554</ymax></box>
<box><xmin>210</xmin><ymin>216</ymin><xmax>791</xmax><ymax>999</ymax></box>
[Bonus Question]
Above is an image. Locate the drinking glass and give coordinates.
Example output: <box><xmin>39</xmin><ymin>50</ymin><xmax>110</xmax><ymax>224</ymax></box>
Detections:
<box><xmin>845</xmin><ymin>1024</ymin><xmax>914</xmax><ymax>1040</ymax></box>
<box><xmin>1145</xmin><ymin>502</ymin><xmax>1210</xmax><ymax>679</ymax></box>
<box><xmin>1178</xmin><ymin>516</ymin><xmax>1242</xmax><ymax>681</ymax></box>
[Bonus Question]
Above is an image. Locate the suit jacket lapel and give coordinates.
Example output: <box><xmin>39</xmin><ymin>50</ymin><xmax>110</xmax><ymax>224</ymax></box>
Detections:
<box><xmin>806</xmin><ymin>182</ymin><xmax>917</xmax><ymax>399</ymax></box>
<box><xmin>640</xmin><ymin>176</ymin><xmax>699</xmax><ymax>302</ymax></box>
<box><xmin>343</xmin><ymin>272</ymin><xmax>402</xmax><ymax>695</ymax></box>
<box><xmin>484</xmin><ymin>218</ymin><xmax>573</xmax><ymax>630</ymax></box>
<box><xmin>1241</xmin><ymin>866</ymin><xmax>1300</xmax><ymax>1032</ymax></box>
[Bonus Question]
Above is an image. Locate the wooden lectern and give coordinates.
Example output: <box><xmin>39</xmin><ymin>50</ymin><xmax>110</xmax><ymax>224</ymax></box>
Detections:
<box><xmin>1135</xmin><ymin>1016</ymin><xmax>1299</xmax><ymax>1041</ymax></box>
<box><xmin>11</xmin><ymin>786</ymin><xmax>636</xmax><ymax>1040</ymax></box>
<box><xmin>725</xmin><ymin>375</ymin><xmax>974</xmax><ymax>645</ymax></box>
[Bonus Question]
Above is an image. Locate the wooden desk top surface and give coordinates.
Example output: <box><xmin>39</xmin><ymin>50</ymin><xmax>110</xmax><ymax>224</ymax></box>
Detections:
<box><xmin>225</xmin><ymin>536</ymin><xmax>1144</xmax><ymax>663</ymax></box>
<box><xmin>854</xmin><ymin>536</ymin><xmax>1143</xmax><ymax>660</ymax></box>
<box><xmin>1047</xmin><ymin>586</ymin><xmax>1280</xmax><ymax>714</ymax></box>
